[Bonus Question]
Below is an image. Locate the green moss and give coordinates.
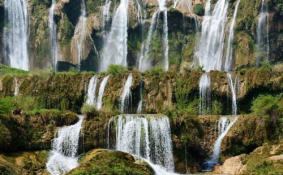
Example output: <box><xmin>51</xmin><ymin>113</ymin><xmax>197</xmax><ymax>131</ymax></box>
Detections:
<box><xmin>68</xmin><ymin>149</ymin><xmax>154</xmax><ymax>175</ymax></box>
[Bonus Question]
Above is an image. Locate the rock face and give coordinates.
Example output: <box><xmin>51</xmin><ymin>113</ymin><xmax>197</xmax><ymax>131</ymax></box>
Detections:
<box><xmin>216</xmin><ymin>155</ymin><xmax>246</xmax><ymax>175</ymax></box>
<box><xmin>0</xmin><ymin>110</ymin><xmax>77</xmax><ymax>152</ymax></box>
<box><xmin>67</xmin><ymin>149</ymin><xmax>154</xmax><ymax>175</ymax></box>
<box><xmin>216</xmin><ymin>141</ymin><xmax>283</xmax><ymax>175</ymax></box>
<box><xmin>1</xmin><ymin>67</ymin><xmax>282</xmax><ymax>114</ymax></box>
<box><xmin>0</xmin><ymin>0</ymin><xmax>282</xmax><ymax>70</ymax></box>
<box><xmin>0</xmin><ymin>151</ymin><xmax>49</xmax><ymax>175</ymax></box>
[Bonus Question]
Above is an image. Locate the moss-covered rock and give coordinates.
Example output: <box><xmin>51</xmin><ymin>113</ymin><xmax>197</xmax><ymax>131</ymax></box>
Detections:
<box><xmin>0</xmin><ymin>151</ymin><xmax>48</xmax><ymax>175</ymax></box>
<box><xmin>0</xmin><ymin>110</ymin><xmax>77</xmax><ymax>152</ymax></box>
<box><xmin>67</xmin><ymin>149</ymin><xmax>154</xmax><ymax>175</ymax></box>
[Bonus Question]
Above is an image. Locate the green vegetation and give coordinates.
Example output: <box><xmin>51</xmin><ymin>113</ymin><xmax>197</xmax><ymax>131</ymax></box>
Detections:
<box><xmin>67</xmin><ymin>149</ymin><xmax>154</xmax><ymax>175</ymax></box>
<box><xmin>242</xmin><ymin>143</ymin><xmax>283</xmax><ymax>175</ymax></box>
<box><xmin>107</xmin><ymin>65</ymin><xmax>128</xmax><ymax>75</ymax></box>
<box><xmin>81</xmin><ymin>103</ymin><xmax>98</xmax><ymax>115</ymax></box>
<box><xmin>0</xmin><ymin>96</ymin><xmax>42</xmax><ymax>115</ymax></box>
<box><xmin>194</xmin><ymin>4</ymin><xmax>205</xmax><ymax>16</ymax></box>
<box><xmin>0</xmin><ymin>64</ymin><xmax>28</xmax><ymax>76</ymax></box>
<box><xmin>251</xmin><ymin>94</ymin><xmax>283</xmax><ymax>116</ymax></box>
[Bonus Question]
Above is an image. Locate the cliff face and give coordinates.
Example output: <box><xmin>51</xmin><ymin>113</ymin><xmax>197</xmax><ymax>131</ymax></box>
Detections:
<box><xmin>1</xmin><ymin>67</ymin><xmax>282</xmax><ymax>114</ymax></box>
<box><xmin>0</xmin><ymin>0</ymin><xmax>282</xmax><ymax>70</ymax></box>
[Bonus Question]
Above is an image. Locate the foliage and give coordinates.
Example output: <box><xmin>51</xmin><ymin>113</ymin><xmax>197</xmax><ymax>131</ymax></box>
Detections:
<box><xmin>107</xmin><ymin>65</ymin><xmax>128</xmax><ymax>75</ymax></box>
<box><xmin>259</xmin><ymin>59</ymin><xmax>272</xmax><ymax>71</ymax></box>
<box><xmin>0</xmin><ymin>96</ymin><xmax>42</xmax><ymax>114</ymax></box>
<box><xmin>194</xmin><ymin>4</ymin><xmax>205</xmax><ymax>16</ymax></box>
<box><xmin>251</xmin><ymin>94</ymin><xmax>282</xmax><ymax>116</ymax></box>
<box><xmin>0</xmin><ymin>97</ymin><xmax>14</xmax><ymax>115</ymax></box>
<box><xmin>145</xmin><ymin>66</ymin><xmax>164</xmax><ymax>76</ymax></box>
<box><xmin>81</xmin><ymin>103</ymin><xmax>98</xmax><ymax>115</ymax></box>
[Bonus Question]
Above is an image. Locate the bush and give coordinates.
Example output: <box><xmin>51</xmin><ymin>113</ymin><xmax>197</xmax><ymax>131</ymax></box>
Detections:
<box><xmin>81</xmin><ymin>104</ymin><xmax>98</xmax><ymax>115</ymax></box>
<box><xmin>0</xmin><ymin>97</ymin><xmax>14</xmax><ymax>115</ymax></box>
<box><xmin>107</xmin><ymin>65</ymin><xmax>127</xmax><ymax>75</ymax></box>
<box><xmin>145</xmin><ymin>66</ymin><xmax>164</xmax><ymax>76</ymax></box>
<box><xmin>194</xmin><ymin>4</ymin><xmax>205</xmax><ymax>16</ymax></box>
<box><xmin>0</xmin><ymin>96</ymin><xmax>42</xmax><ymax>115</ymax></box>
<box><xmin>251</xmin><ymin>95</ymin><xmax>280</xmax><ymax>116</ymax></box>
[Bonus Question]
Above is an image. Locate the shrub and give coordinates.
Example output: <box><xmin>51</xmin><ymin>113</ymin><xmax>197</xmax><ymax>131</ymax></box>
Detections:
<box><xmin>0</xmin><ymin>97</ymin><xmax>14</xmax><ymax>115</ymax></box>
<box><xmin>145</xmin><ymin>66</ymin><xmax>164</xmax><ymax>76</ymax></box>
<box><xmin>107</xmin><ymin>65</ymin><xmax>127</xmax><ymax>75</ymax></box>
<box><xmin>251</xmin><ymin>95</ymin><xmax>280</xmax><ymax>116</ymax></box>
<box><xmin>81</xmin><ymin>104</ymin><xmax>98</xmax><ymax>115</ymax></box>
<box><xmin>0</xmin><ymin>96</ymin><xmax>42</xmax><ymax>115</ymax></box>
<box><xmin>194</xmin><ymin>4</ymin><xmax>205</xmax><ymax>16</ymax></box>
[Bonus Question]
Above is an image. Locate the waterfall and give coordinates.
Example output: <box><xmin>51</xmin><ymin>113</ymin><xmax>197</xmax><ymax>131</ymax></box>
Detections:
<box><xmin>86</xmin><ymin>76</ymin><xmax>98</xmax><ymax>105</ymax></box>
<box><xmin>256</xmin><ymin>0</ymin><xmax>270</xmax><ymax>64</ymax></box>
<box><xmin>224</xmin><ymin>0</ymin><xmax>241</xmax><ymax>71</ymax></box>
<box><xmin>202</xmin><ymin>74</ymin><xmax>238</xmax><ymax>171</ymax></box>
<box><xmin>134</xmin><ymin>0</ymin><xmax>143</xmax><ymax>23</ymax></box>
<box><xmin>120</xmin><ymin>74</ymin><xmax>133</xmax><ymax>113</ymax></box>
<box><xmin>96</xmin><ymin>75</ymin><xmax>110</xmax><ymax>110</ymax></box>
<box><xmin>46</xmin><ymin>115</ymin><xmax>84</xmax><ymax>175</ymax></box>
<box><xmin>3</xmin><ymin>0</ymin><xmax>29</xmax><ymax>71</ymax></box>
<box><xmin>108</xmin><ymin>115</ymin><xmax>175</xmax><ymax>172</ymax></box>
<box><xmin>49</xmin><ymin>0</ymin><xmax>59</xmax><ymax>70</ymax></box>
<box><xmin>196</xmin><ymin>0</ymin><xmax>231</xmax><ymax>115</ymax></box>
<box><xmin>102</xmin><ymin>0</ymin><xmax>112</xmax><ymax>31</ymax></box>
<box><xmin>227</xmin><ymin>73</ymin><xmax>238</xmax><ymax>115</ymax></box>
<box><xmin>75</xmin><ymin>0</ymin><xmax>87</xmax><ymax>71</ymax></box>
<box><xmin>137</xmin><ymin>100</ymin><xmax>142</xmax><ymax>113</ymax></box>
<box><xmin>86</xmin><ymin>75</ymin><xmax>109</xmax><ymax>110</ymax></box>
<box><xmin>203</xmin><ymin>116</ymin><xmax>237</xmax><ymax>171</ymax></box>
<box><xmin>138</xmin><ymin>11</ymin><xmax>158</xmax><ymax>72</ymax></box>
<box><xmin>199</xmin><ymin>73</ymin><xmax>211</xmax><ymax>115</ymax></box>
<box><xmin>194</xmin><ymin>0</ymin><xmax>229</xmax><ymax>71</ymax></box>
<box><xmin>99</xmin><ymin>0</ymin><xmax>129</xmax><ymax>72</ymax></box>
<box><xmin>138</xmin><ymin>0</ymin><xmax>169</xmax><ymax>72</ymax></box>
<box><xmin>13</xmin><ymin>78</ymin><xmax>20</xmax><ymax>96</ymax></box>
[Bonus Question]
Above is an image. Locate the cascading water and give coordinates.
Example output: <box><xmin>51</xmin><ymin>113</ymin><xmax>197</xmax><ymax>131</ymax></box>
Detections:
<box><xmin>196</xmin><ymin>0</ymin><xmax>230</xmax><ymax>115</ymax></box>
<box><xmin>120</xmin><ymin>74</ymin><xmax>133</xmax><ymax>113</ymax></box>
<box><xmin>194</xmin><ymin>0</ymin><xmax>229</xmax><ymax>71</ymax></box>
<box><xmin>99</xmin><ymin>0</ymin><xmax>129</xmax><ymax>72</ymax></box>
<box><xmin>13</xmin><ymin>78</ymin><xmax>20</xmax><ymax>96</ymax></box>
<box><xmin>199</xmin><ymin>73</ymin><xmax>211</xmax><ymax>115</ymax></box>
<box><xmin>224</xmin><ymin>0</ymin><xmax>241</xmax><ymax>71</ymax></box>
<box><xmin>227</xmin><ymin>73</ymin><xmax>238</xmax><ymax>115</ymax></box>
<box><xmin>256</xmin><ymin>0</ymin><xmax>270</xmax><ymax>64</ymax></box>
<box><xmin>86</xmin><ymin>76</ymin><xmax>98</xmax><ymax>105</ymax></box>
<box><xmin>138</xmin><ymin>0</ymin><xmax>169</xmax><ymax>72</ymax></box>
<box><xmin>49</xmin><ymin>0</ymin><xmax>59</xmax><ymax>70</ymax></box>
<box><xmin>137</xmin><ymin>100</ymin><xmax>142</xmax><ymax>113</ymax></box>
<box><xmin>203</xmin><ymin>74</ymin><xmax>238</xmax><ymax>171</ymax></box>
<box><xmin>86</xmin><ymin>75</ymin><xmax>109</xmax><ymax>110</ymax></box>
<box><xmin>75</xmin><ymin>0</ymin><xmax>87</xmax><ymax>71</ymax></box>
<box><xmin>96</xmin><ymin>75</ymin><xmax>110</xmax><ymax>110</ymax></box>
<box><xmin>3</xmin><ymin>0</ymin><xmax>29</xmax><ymax>70</ymax></box>
<box><xmin>203</xmin><ymin>116</ymin><xmax>237</xmax><ymax>171</ymax></box>
<box><xmin>134</xmin><ymin>0</ymin><xmax>143</xmax><ymax>23</ymax></box>
<box><xmin>108</xmin><ymin>114</ymin><xmax>175</xmax><ymax>172</ymax></box>
<box><xmin>102</xmin><ymin>0</ymin><xmax>112</xmax><ymax>31</ymax></box>
<box><xmin>46</xmin><ymin>115</ymin><xmax>84</xmax><ymax>175</ymax></box>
